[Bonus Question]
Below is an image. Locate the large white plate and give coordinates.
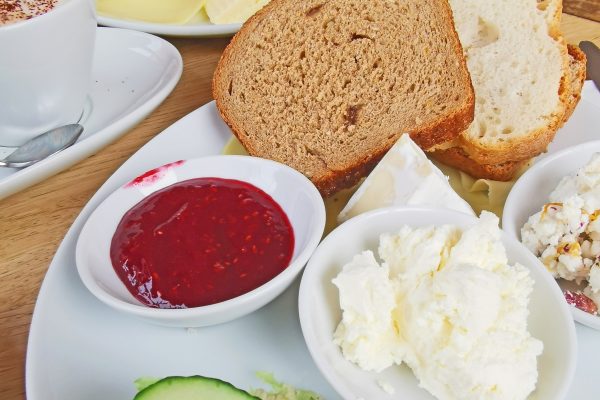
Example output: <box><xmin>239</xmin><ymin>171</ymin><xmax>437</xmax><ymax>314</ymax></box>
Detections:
<box><xmin>26</xmin><ymin>83</ymin><xmax>600</xmax><ymax>399</ymax></box>
<box><xmin>98</xmin><ymin>15</ymin><xmax>241</xmax><ymax>37</ymax></box>
<box><xmin>0</xmin><ymin>27</ymin><xmax>182</xmax><ymax>200</ymax></box>
<box><xmin>25</xmin><ymin>102</ymin><xmax>338</xmax><ymax>400</ymax></box>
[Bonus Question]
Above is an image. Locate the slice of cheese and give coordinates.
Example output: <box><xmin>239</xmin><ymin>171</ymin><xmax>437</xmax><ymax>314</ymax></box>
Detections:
<box><xmin>338</xmin><ymin>134</ymin><xmax>475</xmax><ymax>222</ymax></box>
<box><xmin>97</xmin><ymin>0</ymin><xmax>206</xmax><ymax>25</ymax></box>
<box><xmin>205</xmin><ymin>0</ymin><xmax>270</xmax><ymax>24</ymax></box>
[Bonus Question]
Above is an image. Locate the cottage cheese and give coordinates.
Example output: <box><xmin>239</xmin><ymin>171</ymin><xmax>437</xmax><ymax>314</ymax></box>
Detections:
<box><xmin>522</xmin><ymin>154</ymin><xmax>600</xmax><ymax>314</ymax></box>
<box><xmin>334</xmin><ymin>212</ymin><xmax>543</xmax><ymax>400</ymax></box>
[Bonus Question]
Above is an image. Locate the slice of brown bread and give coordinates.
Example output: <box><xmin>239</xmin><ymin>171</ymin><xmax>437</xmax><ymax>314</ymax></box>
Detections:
<box><xmin>213</xmin><ymin>0</ymin><xmax>475</xmax><ymax>196</ymax></box>
<box><xmin>430</xmin><ymin>44</ymin><xmax>586</xmax><ymax>182</ymax></box>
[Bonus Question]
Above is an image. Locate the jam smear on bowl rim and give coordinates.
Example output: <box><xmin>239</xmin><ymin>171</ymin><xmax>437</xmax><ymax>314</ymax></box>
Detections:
<box><xmin>110</xmin><ymin>177</ymin><xmax>295</xmax><ymax>309</ymax></box>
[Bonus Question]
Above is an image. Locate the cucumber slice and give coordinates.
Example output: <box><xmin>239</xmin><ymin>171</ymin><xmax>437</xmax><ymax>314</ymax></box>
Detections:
<box><xmin>134</xmin><ymin>376</ymin><xmax>259</xmax><ymax>400</ymax></box>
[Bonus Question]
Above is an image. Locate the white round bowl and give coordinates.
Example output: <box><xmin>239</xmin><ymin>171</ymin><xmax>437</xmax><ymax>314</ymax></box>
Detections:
<box><xmin>299</xmin><ymin>207</ymin><xmax>576</xmax><ymax>400</ymax></box>
<box><xmin>76</xmin><ymin>155</ymin><xmax>325</xmax><ymax>327</ymax></box>
<box><xmin>503</xmin><ymin>141</ymin><xmax>600</xmax><ymax>331</ymax></box>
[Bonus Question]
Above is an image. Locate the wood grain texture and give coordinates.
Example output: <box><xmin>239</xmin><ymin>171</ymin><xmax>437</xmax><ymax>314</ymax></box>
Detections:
<box><xmin>0</xmin><ymin>14</ymin><xmax>599</xmax><ymax>400</ymax></box>
<box><xmin>564</xmin><ymin>0</ymin><xmax>600</xmax><ymax>22</ymax></box>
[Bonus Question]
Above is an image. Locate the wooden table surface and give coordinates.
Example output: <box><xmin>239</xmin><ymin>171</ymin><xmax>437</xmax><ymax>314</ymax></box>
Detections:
<box><xmin>565</xmin><ymin>0</ymin><xmax>600</xmax><ymax>22</ymax></box>
<box><xmin>1</xmin><ymin>13</ymin><xmax>600</xmax><ymax>400</ymax></box>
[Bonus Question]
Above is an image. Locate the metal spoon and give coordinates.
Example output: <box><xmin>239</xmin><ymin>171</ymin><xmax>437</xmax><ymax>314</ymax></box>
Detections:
<box><xmin>0</xmin><ymin>124</ymin><xmax>84</xmax><ymax>168</ymax></box>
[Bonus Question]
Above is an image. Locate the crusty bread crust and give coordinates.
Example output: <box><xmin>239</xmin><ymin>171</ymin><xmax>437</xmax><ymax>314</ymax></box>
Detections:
<box><xmin>213</xmin><ymin>0</ymin><xmax>474</xmax><ymax>197</ymax></box>
<box><xmin>216</xmin><ymin>102</ymin><xmax>473</xmax><ymax>197</ymax></box>
<box><xmin>457</xmin><ymin>104</ymin><xmax>565</xmax><ymax>164</ymax></box>
<box><xmin>538</xmin><ymin>0</ymin><xmax>563</xmax><ymax>39</ymax></box>
<box><xmin>430</xmin><ymin>147</ymin><xmax>527</xmax><ymax>181</ymax></box>
<box><xmin>299</xmin><ymin>95</ymin><xmax>475</xmax><ymax>196</ymax></box>
<box><xmin>562</xmin><ymin>44</ymin><xmax>586</xmax><ymax>123</ymax></box>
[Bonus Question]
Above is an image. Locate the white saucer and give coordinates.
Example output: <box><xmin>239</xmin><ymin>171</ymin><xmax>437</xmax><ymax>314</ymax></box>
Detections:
<box><xmin>98</xmin><ymin>15</ymin><xmax>241</xmax><ymax>37</ymax></box>
<box><xmin>0</xmin><ymin>27</ymin><xmax>182</xmax><ymax>200</ymax></box>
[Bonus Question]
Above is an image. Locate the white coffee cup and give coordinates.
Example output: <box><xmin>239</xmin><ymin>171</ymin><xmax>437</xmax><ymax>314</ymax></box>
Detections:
<box><xmin>0</xmin><ymin>0</ymin><xmax>96</xmax><ymax>146</ymax></box>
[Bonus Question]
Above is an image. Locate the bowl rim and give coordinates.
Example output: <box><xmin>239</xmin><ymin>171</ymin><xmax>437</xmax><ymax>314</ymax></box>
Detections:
<box><xmin>503</xmin><ymin>141</ymin><xmax>600</xmax><ymax>330</ymax></box>
<box><xmin>299</xmin><ymin>206</ymin><xmax>577</xmax><ymax>400</ymax></box>
<box><xmin>75</xmin><ymin>155</ymin><xmax>326</xmax><ymax>320</ymax></box>
<box><xmin>503</xmin><ymin>139</ymin><xmax>600</xmax><ymax>232</ymax></box>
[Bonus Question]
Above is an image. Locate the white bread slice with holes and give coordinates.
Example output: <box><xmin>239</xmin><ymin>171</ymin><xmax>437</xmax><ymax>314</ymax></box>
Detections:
<box><xmin>429</xmin><ymin>0</ymin><xmax>575</xmax><ymax>167</ymax></box>
<box><xmin>430</xmin><ymin>43</ymin><xmax>586</xmax><ymax>181</ymax></box>
<box><xmin>213</xmin><ymin>0</ymin><xmax>475</xmax><ymax>197</ymax></box>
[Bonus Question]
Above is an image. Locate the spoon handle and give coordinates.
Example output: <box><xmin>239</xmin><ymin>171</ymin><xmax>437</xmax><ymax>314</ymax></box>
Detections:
<box><xmin>0</xmin><ymin>124</ymin><xmax>83</xmax><ymax>169</ymax></box>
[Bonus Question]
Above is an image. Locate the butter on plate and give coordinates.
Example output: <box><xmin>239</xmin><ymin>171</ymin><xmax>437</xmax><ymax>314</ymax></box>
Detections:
<box><xmin>97</xmin><ymin>0</ymin><xmax>271</xmax><ymax>25</ymax></box>
<box><xmin>97</xmin><ymin>0</ymin><xmax>207</xmax><ymax>24</ymax></box>
<box><xmin>338</xmin><ymin>134</ymin><xmax>475</xmax><ymax>222</ymax></box>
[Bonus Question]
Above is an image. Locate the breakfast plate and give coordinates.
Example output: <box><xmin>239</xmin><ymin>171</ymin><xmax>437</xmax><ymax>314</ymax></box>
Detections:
<box><xmin>0</xmin><ymin>27</ymin><xmax>182</xmax><ymax>200</ymax></box>
<box><xmin>26</xmin><ymin>83</ymin><xmax>600</xmax><ymax>400</ymax></box>
<box><xmin>97</xmin><ymin>15</ymin><xmax>241</xmax><ymax>37</ymax></box>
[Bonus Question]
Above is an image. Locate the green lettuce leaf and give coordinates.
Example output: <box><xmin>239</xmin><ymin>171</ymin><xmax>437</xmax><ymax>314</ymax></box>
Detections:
<box><xmin>251</xmin><ymin>372</ymin><xmax>323</xmax><ymax>400</ymax></box>
<box><xmin>133</xmin><ymin>377</ymin><xmax>161</xmax><ymax>392</ymax></box>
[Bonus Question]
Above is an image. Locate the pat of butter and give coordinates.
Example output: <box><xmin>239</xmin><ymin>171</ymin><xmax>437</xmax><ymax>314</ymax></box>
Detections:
<box><xmin>338</xmin><ymin>134</ymin><xmax>474</xmax><ymax>222</ymax></box>
<box><xmin>97</xmin><ymin>0</ymin><xmax>207</xmax><ymax>24</ymax></box>
<box><xmin>205</xmin><ymin>0</ymin><xmax>270</xmax><ymax>24</ymax></box>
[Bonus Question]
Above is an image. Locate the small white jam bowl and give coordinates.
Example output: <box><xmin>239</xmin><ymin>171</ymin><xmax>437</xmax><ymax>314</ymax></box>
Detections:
<box><xmin>76</xmin><ymin>155</ymin><xmax>325</xmax><ymax>327</ymax></box>
<box><xmin>504</xmin><ymin>140</ymin><xmax>600</xmax><ymax>331</ymax></box>
<box><xmin>299</xmin><ymin>207</ymin><xmax>576</xmax><ymax>400</ymax></box>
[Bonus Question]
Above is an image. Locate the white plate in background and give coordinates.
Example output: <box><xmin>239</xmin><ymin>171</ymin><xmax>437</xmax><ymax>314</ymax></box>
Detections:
<box><xmin>26</xmin><ymin>85</ymin><xmax>600</xmax><ymax>399</ymax></box>
<box><xmin>98</xmin><ymin>15</ymin><xmax>241</xmax><ymax>37</ymax></box>
<box><xmin>0</xmin><ymin>27</ymin><xmax>182</xmax><ymax>200</ymax></box>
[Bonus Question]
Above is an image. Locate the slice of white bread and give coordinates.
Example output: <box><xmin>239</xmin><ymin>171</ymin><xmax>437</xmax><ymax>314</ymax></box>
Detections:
<box><xmin>430</xmin><ymin>0</ymin><xmax>575</xmax><ymax>167</ymax></box>
<box><xmin>431</xmin><ymin>43</ymin><xmax>586</xmax><ymax>181</ymax></box>
<box><xmin>213</xmin><ymin>0</ymin><xmax>475</xmax><ymax>196</ymax></box>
